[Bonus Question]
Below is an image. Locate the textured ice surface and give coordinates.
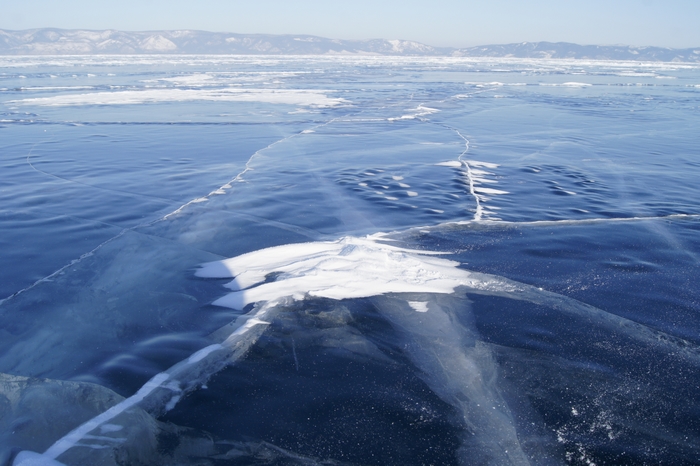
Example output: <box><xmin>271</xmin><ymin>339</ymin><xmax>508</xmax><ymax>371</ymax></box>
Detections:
<box><xmin>2</xmin><ymin>55</ymin><xmax>700</xmax><ymax>465</ymax></box>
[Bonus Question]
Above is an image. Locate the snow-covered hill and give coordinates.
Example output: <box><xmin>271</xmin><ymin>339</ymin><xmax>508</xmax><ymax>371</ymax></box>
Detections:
<box><xmin>1</xmin><ymin>29</ymin><xmax>698</xmax><ymax>62</ymax></box>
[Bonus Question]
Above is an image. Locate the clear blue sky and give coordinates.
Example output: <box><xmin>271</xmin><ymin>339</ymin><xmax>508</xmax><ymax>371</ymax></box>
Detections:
<box><xmin>2</xmin><ymin>0</ymin><xmax>699</xmax><ymax>48</ymax></box>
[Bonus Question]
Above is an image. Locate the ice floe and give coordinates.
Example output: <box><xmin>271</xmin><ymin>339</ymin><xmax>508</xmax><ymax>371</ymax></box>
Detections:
<box><xmin>10</xmin><ymin>88</ymin><xmax>348</xmax><ymax>108</ymax></box>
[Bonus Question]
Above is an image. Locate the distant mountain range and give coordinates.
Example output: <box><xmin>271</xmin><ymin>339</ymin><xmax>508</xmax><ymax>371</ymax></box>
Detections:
<box><xmin>1</xmin><ymin>28</ymin><xmax>699</xmax><ymax>62</ymax></box>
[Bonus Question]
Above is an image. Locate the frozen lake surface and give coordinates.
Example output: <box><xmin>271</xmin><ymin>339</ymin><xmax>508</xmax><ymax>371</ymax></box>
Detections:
<box><xmin>1</xmin><ymin>55</ymin><xmax>700</xmax><ymax>465</ymax></box>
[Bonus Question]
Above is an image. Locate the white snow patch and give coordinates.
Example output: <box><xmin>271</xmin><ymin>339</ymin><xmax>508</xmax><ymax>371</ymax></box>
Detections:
<box><xmin>11</xmin><ymin>89</ymin><xmax>348</xmax><ymax>108</ymax></box>
<box><xmin>540</xmin><ymin>82</ymin><xmax>592</xmax><ymax>88</ymax></box>
<box><xmin>196</xmin><ymin>236</ymin><xmax>473</xmax><ymax>310</ymax></box>
<box><xmin>436</xmin><ymin>161</ymin><xmax>463</xmax><ymax>168</ymax></box>
<box><xmin>473</xmin><ymin>187</ymin><xmax>509</xmax><ymax>195</ymax></box>
<box><xmin>408</xmin><ymin>301</ymin><xmax>429</xmax><ymax>312</ymax></box>
<box><xmin>388</xmin><ymin>104</ymin><xmax>440</xmax><ymax>121</ymax></box>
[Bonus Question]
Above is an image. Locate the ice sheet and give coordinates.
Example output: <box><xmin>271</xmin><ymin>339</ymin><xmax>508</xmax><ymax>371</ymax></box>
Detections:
<box><xmin>4</xmin><ymin>53</ymin><xmax>700</xmax><ymax>465</ymax></box>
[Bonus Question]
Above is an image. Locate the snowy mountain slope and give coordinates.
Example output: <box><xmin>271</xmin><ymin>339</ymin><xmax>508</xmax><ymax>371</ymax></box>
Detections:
<box><xmin>0</xmin><ymin>29</ymin><xmax>698</xmax><ymax>61</ymax></box>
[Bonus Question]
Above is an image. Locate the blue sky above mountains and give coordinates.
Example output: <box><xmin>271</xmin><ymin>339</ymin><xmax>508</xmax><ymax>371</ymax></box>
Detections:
<box><xmin>2</xmin><ymin>0</ymin><xmax>699</xmax><ymax>48</ymax></box>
